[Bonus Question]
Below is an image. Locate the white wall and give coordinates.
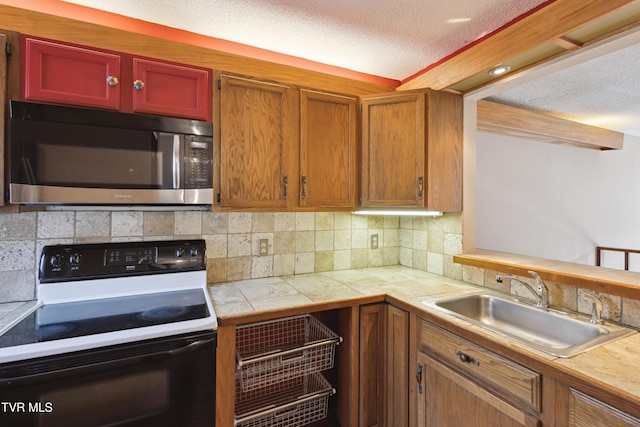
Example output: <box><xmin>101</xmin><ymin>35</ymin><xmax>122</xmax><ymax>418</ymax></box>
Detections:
<box><xmin>476</xmin><ymin>132</ymin><xmax>640</xmax><ymax>268</ymax></box>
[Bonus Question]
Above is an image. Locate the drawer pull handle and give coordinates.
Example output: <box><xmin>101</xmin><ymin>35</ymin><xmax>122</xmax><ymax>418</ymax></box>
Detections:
<box><xmin>455</xmin><ymin>349</ymin><xmax>480</xmax><ymax>366</ymax></box>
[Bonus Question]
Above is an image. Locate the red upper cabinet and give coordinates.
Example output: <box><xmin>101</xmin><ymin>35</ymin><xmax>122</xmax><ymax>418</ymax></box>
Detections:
<box><xmin>21</xmin><ymin>36</ymin><xmax>212</xmax><ymax>121</ymax></box>
<box><xmin>131</xmin><ymin>58</ymin><xmax>211</xmax><ymax>121</ymax></box>
<box><xmin>22</xmin><ymin>37</ymin><xmax>121</xmax><ymax>110</ymax></box>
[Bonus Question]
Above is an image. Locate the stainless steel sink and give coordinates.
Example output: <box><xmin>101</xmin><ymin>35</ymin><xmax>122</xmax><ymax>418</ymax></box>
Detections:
<box><xmin>422</xmin><ymin>291</ymin><xmax>636</xmax><ymax>358</ymax></box>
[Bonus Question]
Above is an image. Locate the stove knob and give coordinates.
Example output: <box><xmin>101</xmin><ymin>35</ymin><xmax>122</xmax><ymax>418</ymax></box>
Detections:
<box><xmin>49</xmin><ymin>254</ymin><xmax>64</xmax><ymax>269</ymax></box>
<box><xmin>175</xmin><ymin>248</ymin><xmax>185</xmax><ymax>257</ymax></box>
<box><xmin>69</xmin><ymin>253</ymin><xmax>82</xmax><ymax>267</ymax></box>
<box><xmin>189</xmin><ymin>248</ymin><xmax>199</xmax><ymax>257</ymax></box>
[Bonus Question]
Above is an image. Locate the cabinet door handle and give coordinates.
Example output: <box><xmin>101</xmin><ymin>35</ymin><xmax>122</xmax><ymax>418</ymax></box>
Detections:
<box><xmin>417</xmin><ymin>176</ymin><xmax>424</xmax><ymax>199</ymax></box>
<box><xmin>455</xmin><ymin>349</ymin><xmax>480</xmax><ymax>366</ymax></box>
<box><xmin>283</xmin><ymin>174</ymin><xmax>288</xmax><ymax>199</ymax></box>
<box><xmin>106</xmin><ymin>75</ymin><xmax>119</xmax><ymax>87</ymax></box>
<box><xmin>301</xmin><ymin>175</ymin><xmax>307</xmax><ymax>199</ymax></box>
<box><xmin>416</xmin><ymin>362</ymin><xmax>423</xmax><ymax>394</ymax></box>
<box><xmin>133</xmin><ymin>79</ymin><xmax>145</xmax><ymax>91</ymax></box>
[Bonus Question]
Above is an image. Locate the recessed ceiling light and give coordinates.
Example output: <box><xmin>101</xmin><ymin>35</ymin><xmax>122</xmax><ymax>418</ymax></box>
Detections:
<box><xmin>447</xmin><ymin>18</ymin><xmax>472</xmax><ymax>24</ymax></box>
<box><xmin>488</xmin><ymin>64</ymin><xmax>511</xmax><ymax>76</ymax></box>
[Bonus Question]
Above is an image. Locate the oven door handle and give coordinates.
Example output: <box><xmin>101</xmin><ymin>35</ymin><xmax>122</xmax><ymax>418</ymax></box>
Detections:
<box><xmin>166</xmin><ymin>337</ymin><xmax>216</xmax><ymax>357</ymax></box>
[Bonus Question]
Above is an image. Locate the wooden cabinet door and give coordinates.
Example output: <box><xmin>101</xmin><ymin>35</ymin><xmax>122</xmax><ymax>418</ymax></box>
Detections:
<box><xmin>359</xmin><ymin>304</ymin><xmax>386</xmax><ymax>427</ymax></box>
<box><xmin>299</xmin><ymin>89</ymin><xmax>358</xmax><ymax>209</ymax></box>
<box><xmin>416</xmin><ymin>353</ymin><xmax>540</xmax><ymax>427</ymax></box>
<box><xmin>360</xmin><ymin>90</ymin><xmax>462</xmax><ymax>212</ymax></box>
<box><xmin>425</xmin><ymin>90</ymin><xmax>462</xmax><ymax>212</ymax></box>
<box><xmin>359</xmin><ymin>304</ymin><xmax>410</xmax><ymax>427</ymax></box>
<box><xmin>131</xmin><ymin>58</ymin><xmax>211</xmax><ymax>121</ymax></box>
<box><xmin>386</xmin><ymin>305</ymin><xmax>409</xmax><ymax>427</ymax></box>
<box><xmin>219</xmin><ymin>75</ymin><xmax>295</xmax><ymax>209</ymax></box>
<box><xmin>22</xmin><ymin>36</ymin><xmax>121</xmax><ymax>110</ymax></box>
<box><xmin>361</xmin><ymin>91</ymin><xmax>425</xmax><ymax>208</ymax></box>
<box><xmin>567</xmin><ymin>389</ymin><xmax>640</xmax><ymax>426</ymax></box>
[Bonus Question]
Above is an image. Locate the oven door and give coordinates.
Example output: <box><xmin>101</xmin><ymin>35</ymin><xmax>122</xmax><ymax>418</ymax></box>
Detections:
<box><xmin>0</xmin><ymin>331</ymin><xmax>216</xmax><ymax>427</ymax></box>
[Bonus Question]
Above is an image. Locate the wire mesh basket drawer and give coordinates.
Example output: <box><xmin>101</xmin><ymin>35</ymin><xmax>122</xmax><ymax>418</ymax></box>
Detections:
<box><xmin>236</xmin><ymin>314</ymin><xmax>342</xmax><ymax>392</ymax></box>
<box><xmin>235</xmin><ymin>372</ymin><xmax>335</xmax><ymax>427</ymax></box>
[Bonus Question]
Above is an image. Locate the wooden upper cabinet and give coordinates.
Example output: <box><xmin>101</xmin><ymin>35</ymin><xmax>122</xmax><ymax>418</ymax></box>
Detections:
<box><xmin>361</xmin><ymin>91</ymin><xmax>425</xmax><ymax>208</ymax></box>
<box><xmin>300</xmin><ymin>89</ymin><xmax>358</xmax><ymax>209</ymax></box>
<box><xmin>21</xmin><ymin>36</ymin><xmax>212</xmax><ymax>121</ymax></box>
<box><xmin>361</xmin><ymin>89</ymin><xmax>462</xmax><ymax>212</ymax></box>
<box><xmin>219</xmin><ymin>74</ymin><xmax>296</xmax><ymax>209</ymax></box>
<box><xmin>217</xmin><ymin>79</ymin><xmax>358</xmax><ymax>211</ymax></box>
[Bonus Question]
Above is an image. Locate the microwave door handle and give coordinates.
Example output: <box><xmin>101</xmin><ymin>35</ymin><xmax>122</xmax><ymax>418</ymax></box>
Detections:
<box><xmin>21</xmin><ymin>157</ymin><xmax>36</xmax><ymax>185</ymax></box>
<box><xmin>172</xmin><ymin>134</ymin><xmax>181</xmax><ymax>189</ymax></box>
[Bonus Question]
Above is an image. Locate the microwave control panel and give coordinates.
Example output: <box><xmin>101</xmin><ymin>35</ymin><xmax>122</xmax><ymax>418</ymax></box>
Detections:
<box><xmin>185</xmin><ymin>136</ymin><xmax>213</xmax><ymax>188</ymax></box>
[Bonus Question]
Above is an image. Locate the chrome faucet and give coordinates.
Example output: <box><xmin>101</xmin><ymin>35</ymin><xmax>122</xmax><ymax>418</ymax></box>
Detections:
<box><xmin>497</xmin><ymin>270</ymin><xmax>550</xmax><ymax>308</ymax></box>
<box><xmin>581</xmin><ymin>293</ymin><xmax>604</xmax><ymax>325</ymax></box>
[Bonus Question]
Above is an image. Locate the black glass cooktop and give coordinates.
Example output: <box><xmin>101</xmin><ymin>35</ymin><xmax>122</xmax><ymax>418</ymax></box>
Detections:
<box><xmin>0</xmin><ymin>289</ymin><xmax>209</xmax><ymax>348</ymax></box>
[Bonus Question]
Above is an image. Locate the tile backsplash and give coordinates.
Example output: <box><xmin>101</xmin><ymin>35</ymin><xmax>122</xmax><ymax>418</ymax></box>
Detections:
<box><xmin>2</xmin><ymin>209</ymin><xmax>639</xmax><ymax>329</ymax></box>
<box><xmin>0</xmin><ymin>210</ymin><xmax>463</xmax><ymax>303</ymax></box>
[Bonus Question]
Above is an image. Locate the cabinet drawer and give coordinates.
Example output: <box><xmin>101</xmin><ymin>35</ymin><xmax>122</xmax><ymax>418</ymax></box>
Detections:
<box><xmin>420</xmin><ymin>320</ymin><xmax>541</xmax><ymax>411</ymax></box>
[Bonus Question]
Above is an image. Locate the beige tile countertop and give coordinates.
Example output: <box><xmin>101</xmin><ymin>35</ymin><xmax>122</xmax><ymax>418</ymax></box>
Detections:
<box><xmin>208</xmin><ymin>266</ymin><xmax>479</xmax><ymax>318</ymax></box>
<box><xmin>208</xmin><ymin>265</ymin><xmax>640</xmax><ymax>407</ymax></box>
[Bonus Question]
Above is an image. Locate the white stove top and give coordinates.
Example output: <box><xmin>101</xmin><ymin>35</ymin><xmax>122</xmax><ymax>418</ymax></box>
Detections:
<box><xmin>0</xmin><ymin>241</ymin><xmax>217</xmax><ymax>364</ymax></box>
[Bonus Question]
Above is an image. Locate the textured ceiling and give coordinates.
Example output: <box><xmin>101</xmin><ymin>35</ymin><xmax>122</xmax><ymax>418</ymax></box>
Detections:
<box><xmin>60</xmin><ymin>0</ymin><xmax>640</xmax><ymax>137</ymax></box>
<box><xmin>488</xmin><ymin>33</ymin><xmax>640</xmax><ymax>137</ymax></box>
<box><xmin>62</xmin><ymin>0</ymin><xmax>547</xmax><ymax>80</ymax></box>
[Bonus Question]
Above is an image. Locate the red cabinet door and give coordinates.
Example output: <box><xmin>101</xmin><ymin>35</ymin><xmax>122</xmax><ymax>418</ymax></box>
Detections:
<box><xmin>22</xmin><ymin>36</ymin><xmax>121</xmax><ymax>110</ymax></box>
<box><xmin>132</xmin><ymin>58</ymin><xmax>211</xmax><ymax>121</ymax></box>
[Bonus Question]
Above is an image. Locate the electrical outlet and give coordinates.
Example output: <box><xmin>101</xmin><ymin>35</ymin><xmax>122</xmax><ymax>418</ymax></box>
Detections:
<box><xmin>259</xmin><ymin>239</ymin><xmax>269</xmax><ymax>256</ymax></box>
<box><xmin>370</xmin><ymin>234</ymin><xmax>379</xmax><ymax>249</ymax></box>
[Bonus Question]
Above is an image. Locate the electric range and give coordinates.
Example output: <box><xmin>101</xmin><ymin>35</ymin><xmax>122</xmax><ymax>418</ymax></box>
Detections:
<box><xmin>0</xmin><ymin>239</ymin><xmax>218</xmax><ymax>364</ymax></box>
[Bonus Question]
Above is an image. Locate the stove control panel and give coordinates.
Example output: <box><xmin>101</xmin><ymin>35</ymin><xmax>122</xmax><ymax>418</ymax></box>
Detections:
<box><xmin>39</xmin><ymin>240</ymin><xmax>206</xmax><ymax>283</ymax></box>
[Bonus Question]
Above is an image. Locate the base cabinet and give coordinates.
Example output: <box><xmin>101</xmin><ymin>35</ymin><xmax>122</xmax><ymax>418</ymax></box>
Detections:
<box><xmin>386</xmin><ymin>305</ymin><xmax>409</xmax><ymax>427</ymax></box>
<box><xmin>416</xmin><ymin>352</ymin><xmax>540</xmax><ymax>427</ymax></box>
<box><xmin>415</xmin><ymin>319</ymin><xmax>543</xmax><ymax>427</ymax></box>
<box><xmin>359</xmin><ymin>303</ymin><xmax>409</xmax><ymax>427</ymax></box>
<box><xmin>565</xmin><ymin>389</ymin><xmax>640</xmax><ymax>426</ymax></box>
<box><xmin>359</xmin><ymin>304</ymin><xmax>386</xmax><ymax>427</ymax></box>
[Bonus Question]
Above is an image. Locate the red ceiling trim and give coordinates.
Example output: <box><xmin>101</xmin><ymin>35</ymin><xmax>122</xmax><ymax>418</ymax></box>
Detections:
<box><xmin>2</xmin><ymin>0</ymin><xmax>400</xmax><ymax>88</ymax></box>
<box><xmin>401</xmin><ymin>0</ymin><xmax>558</xmax><ymax>85</ymax></box>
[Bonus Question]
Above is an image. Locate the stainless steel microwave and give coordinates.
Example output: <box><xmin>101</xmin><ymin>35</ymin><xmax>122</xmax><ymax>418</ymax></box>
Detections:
<box><xmin>9</xmin><ymin>101</ymin><xmax>214</xmax><ymax>205</ymax></box>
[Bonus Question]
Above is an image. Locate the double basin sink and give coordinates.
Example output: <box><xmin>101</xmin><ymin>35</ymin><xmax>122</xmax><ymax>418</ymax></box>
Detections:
<box><xmin>423</xmin><ymin>291</ymin><xmax>636</xmax><ymax>358</ymax></box>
